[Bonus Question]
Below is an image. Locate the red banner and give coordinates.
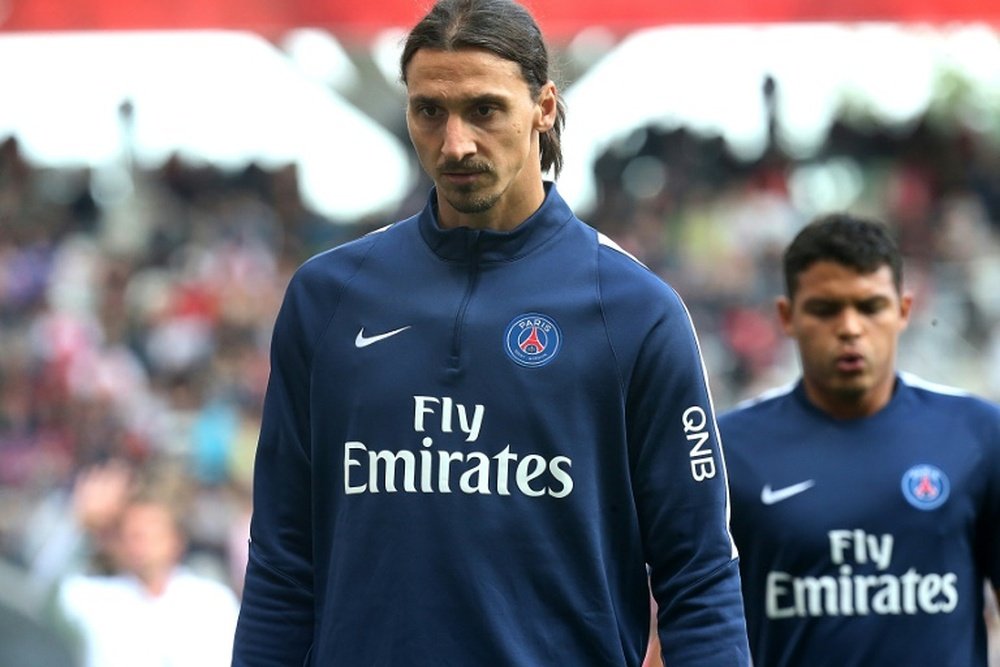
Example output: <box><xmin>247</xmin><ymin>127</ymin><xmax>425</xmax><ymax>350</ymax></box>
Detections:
<box><xmin>3</xmin><ymin>0</ymin><xmax>1000</xmax><ymax>42</ymax></box>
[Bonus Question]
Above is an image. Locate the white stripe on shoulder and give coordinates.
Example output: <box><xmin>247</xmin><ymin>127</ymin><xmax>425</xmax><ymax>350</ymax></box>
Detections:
<box><xmin>898</xmin><ymin>371</ymin><xmax>970</xmax><ymax>397</ymax></box>
<box><xmin>365</xmin><ymin>222</ymin><xmax>394</xmax><ymax>236</ymax></box>
<box><xmin>597</xmin><ymin>232</ymin><xmax>647</xmax><ymax>269</ymax></box>
<box><xmin>732</xmin><ymin>380</ymin><xmax>798</xmax><ymax>410</ymax></box>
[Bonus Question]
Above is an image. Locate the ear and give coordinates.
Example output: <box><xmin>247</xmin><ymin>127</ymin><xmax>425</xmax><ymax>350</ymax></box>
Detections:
<box><xmin>534</xmin><ymin>81</ymin><xmax>558</xmax><ymax>132</ymax></box>
<box><xmin>898</xmin><ymin>289</ymin><xmax>914</xmax><ymax>332</ymax></box>
<box><xmin>776</xmin><ymin>296</ymin><xmax>795</xmax><ymax>337</ymax></box>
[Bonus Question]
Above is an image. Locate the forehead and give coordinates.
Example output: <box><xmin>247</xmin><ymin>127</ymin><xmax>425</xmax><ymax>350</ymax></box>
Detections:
<box><xmin>121</xmin><ymin>503</ymin><xmax>175</xmax><ymax>530</ymax></box>
<box><xmin>793</xmin><ymin>261</ymin><xmax>898</xmax><ymax>302</ymax></box>
<box><xmin>405</xmin><ymin>48</ymin><xmax>529</xmax><ymax>99</ymax></box>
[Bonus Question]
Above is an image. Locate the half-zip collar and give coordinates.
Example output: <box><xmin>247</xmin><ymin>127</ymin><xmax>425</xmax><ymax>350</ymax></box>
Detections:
<box><xmin>418</xmin><ymin>182</ymin><xmax>574</xmax><ymax>263</ymax></box>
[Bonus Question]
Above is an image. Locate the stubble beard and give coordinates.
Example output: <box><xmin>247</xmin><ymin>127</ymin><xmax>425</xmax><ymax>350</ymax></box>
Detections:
<box><xmin>446</xmin><ymin>189</ymin><xmax>501</xmax><ymax>214</ymax></box>
<box><xmin>438</xmin><ymin>161</ymin><xmax>500</xmax><ymax>214</ymax></box>
<box><xmin>827</xmin><ymin>366</ymin><xmax>873</xmax><ymax>403</ymax></box>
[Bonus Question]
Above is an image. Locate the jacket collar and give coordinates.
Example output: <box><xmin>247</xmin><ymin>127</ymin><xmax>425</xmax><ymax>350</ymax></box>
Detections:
<box><xmin>417</xmin><ymin>182</ymin><xmax>574</xmax><ymax>263</ymax></box>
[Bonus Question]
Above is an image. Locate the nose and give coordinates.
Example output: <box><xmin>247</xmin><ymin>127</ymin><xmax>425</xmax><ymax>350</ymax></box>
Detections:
<box><xmin>836</xmin><ymin>307</ymin><xmax>864</xmax><ymax>338</ymax></box>
<box><xmin>441</xmin><ymin>116</ymin><xmax>476</xmax><ymax>162</ymax></box>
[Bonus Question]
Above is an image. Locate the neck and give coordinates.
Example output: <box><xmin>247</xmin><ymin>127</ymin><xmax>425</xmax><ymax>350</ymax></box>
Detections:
<box><xmin>803</xmin><ymin>378</ymin><xmax>896</xmax><ymax>420</ymax></box>
<box><xmin>138</xmin><ymin>567</ymin><xmax>175</xmax><ymax>597</ymax></box>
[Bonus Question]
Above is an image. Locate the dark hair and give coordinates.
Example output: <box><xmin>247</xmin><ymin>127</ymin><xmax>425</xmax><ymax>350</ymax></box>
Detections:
<box><xmin>783</xmin><ymin>212</ymin><xmax>903</xmax><ymax>298</ymax></box>
<box><xmin>400</xmin><ymin>0</ymin><xmax>566</xmax><ymax>178</ymax></box>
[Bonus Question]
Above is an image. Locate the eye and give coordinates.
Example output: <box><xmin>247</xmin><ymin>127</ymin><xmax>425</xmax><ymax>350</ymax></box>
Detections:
<box><xmin>804</xmin><ymin>302</ymin><xmax>840</xmax><ymax>318</ymax></box>
<box><xmin>858</xmin><ymin>299</ymin><xmax>888</xmax><ymax>315</ymax></box>
<box><xmin>474</xmin><ymin>104</ymin><xmax>497</xmax><ymax>118</ymax></box>
<box><xmin>412</xmin><ymin>104</ymin><xmax>441</xmax><ymax>119</ymax></box>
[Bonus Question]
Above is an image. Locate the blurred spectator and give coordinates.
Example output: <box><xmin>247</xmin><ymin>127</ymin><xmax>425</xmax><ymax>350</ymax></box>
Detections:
<box><xmin>54</xmin><ymin>459</ymin><xmax>239</xmax><ymax>667</ymax></box>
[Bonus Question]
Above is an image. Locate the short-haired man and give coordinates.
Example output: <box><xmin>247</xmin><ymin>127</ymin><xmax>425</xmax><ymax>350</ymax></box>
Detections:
<box><xmin>722</xmin><ymin>213</ymin><xmax>1000</xmax><ymax>665</ymax></box>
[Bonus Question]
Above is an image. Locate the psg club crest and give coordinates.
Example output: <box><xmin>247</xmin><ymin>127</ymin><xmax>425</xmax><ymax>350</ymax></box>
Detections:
<box><xmin>901</xmin><ymin>464</ymin><xmax>950</xmax><ymax>511</ymax></box>
<box><xmin>504</xmin><ymin>313</ymin><xmax>561</xmax><ymax>368</ymax></box>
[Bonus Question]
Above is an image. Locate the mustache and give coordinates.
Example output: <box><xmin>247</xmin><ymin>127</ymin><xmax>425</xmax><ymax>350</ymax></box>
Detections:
<box><xmin>439</xmin><ymin>160</ymin><xmax>492</xmax><ymax>174</ymax></box>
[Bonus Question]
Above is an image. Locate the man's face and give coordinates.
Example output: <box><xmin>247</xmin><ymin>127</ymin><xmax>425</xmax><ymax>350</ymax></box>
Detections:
<box><xmin>115</xmin><ymin>502</ymin><xmax>184</xmax><ymax>582</ymax></box>
<box><xmin>778</xmin><ymin>260</ymin><xmax>912</xmax><ymax>418</ymax></box>
<box><xmin>404</xmin><ymin>47</ymin><xmax>556</xmax><ymax>230</ymax></box>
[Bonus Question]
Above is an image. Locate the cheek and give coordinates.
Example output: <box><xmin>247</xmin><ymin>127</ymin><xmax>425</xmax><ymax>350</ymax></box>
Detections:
<box><xmin>491</xmin><ymin>125</ymin><xmax>519</xmax><ymax>153</ymax></box>
<box><xmin>407</xmin><ymin>130</ymin><xmax>428</xmax><ymax>153</ymax></box>
<box><xmin>500</xmin><ymin>119</ymin><xmax>531</xmax><ymax>149</ymax></box>
<box><xmin>873</xmin><ymin>326</ymin><xmax>900</xmax><ymax>352</ymax></box>
<box><xmin>796</xmin><ymin>335</ymin><xmax>818</xmax><ymax>356</ymax></box>
<box><xmin>409</xmin><ymin>138</ymin><xmax>440</xmax><ymax>171</ymax></box>
<box><xmin>789</xmin><ymin>322</ymin><xmax>817</xmax><ymax>343</ymax></box>
<box><xmin>407</xmin><ymin>124</ymin><xmax>436</xmax><ymax>152</ymax></box>
<box><xmin>793</xmin><ymin>328</ymin><xmax>827</xmax><ymax>358</ymax></box>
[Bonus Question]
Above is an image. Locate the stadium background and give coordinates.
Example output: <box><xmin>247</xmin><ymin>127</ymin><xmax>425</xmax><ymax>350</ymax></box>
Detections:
<box><xmin>2</xmin><ymin>0</ymin><xmax>1000</xmax><ymax>663</ymax></box>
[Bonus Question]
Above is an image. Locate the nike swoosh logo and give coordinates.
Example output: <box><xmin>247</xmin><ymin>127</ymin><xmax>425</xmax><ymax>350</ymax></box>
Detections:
<box><xmin>355</xmin><ymin>325</ymin><xmax>411</xmax><ymax>348</ymax></box>
<box><xmin>761</xmin><ymin>480</ymin><xmax>816</xmax><ymax>505</ymax></box>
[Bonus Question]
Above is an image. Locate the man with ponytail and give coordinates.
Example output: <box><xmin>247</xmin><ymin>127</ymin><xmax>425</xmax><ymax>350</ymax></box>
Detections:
<box><xmin>232</xmin><ymin>1</ymin><xmax>750</xmax><ymax>664</ymax></box>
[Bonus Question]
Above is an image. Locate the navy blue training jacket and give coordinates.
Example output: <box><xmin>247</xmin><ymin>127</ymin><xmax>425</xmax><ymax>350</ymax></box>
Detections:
<box><xmin>723</xmin><ymin>374</ymin><xmax>1000</xmax><ymax>666</ymax></box>
<box><xmin>233</xmin><ymin>184</ymin><xmax>750</xmax><ymax>666</ymax></box>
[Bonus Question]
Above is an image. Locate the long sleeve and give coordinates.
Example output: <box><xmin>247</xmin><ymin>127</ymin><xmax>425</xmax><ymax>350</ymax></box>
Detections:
<box><xmin>232</xmin><ymin>269</ymin><xmax>322</xmax><ymax>666</ymax></box>
<box><xmin>601</xmin><ymin>258</ymin><xmax>750</xmax><ymax>665</ymax></box>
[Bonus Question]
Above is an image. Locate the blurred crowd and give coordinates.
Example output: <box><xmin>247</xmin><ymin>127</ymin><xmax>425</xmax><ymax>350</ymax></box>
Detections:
<box><xmin>591</xmin><ymin>112</ymin><xmax>1000</xmax><ymax>407</ymax></box>
<box><xmin>1</xmin><ymin>92</ymin><xmax>1000</xmax><ymax>663</ymax></box>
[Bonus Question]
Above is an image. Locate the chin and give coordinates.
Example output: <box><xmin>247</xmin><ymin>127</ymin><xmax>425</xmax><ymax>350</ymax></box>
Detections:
<box><xmin>448</xmin><ymin>192</ymin><xmax>500</xmax><ymax>215</ymax></box>
<box><xmin>831</xmin><ymin>380</ymin><xmax>870</xmax><ymax>401</ymax></box>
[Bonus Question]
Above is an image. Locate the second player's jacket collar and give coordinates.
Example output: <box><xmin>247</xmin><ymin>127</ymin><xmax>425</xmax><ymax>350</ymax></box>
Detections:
<box><xmin>417</xmin><ymin>181</ymin><xmax>574</xmax><ymax>263</ymax></box>
<box><xmin>792</xmin><ymin>372</ymin><xmax>910</xmax><ymax>423</ymax></box>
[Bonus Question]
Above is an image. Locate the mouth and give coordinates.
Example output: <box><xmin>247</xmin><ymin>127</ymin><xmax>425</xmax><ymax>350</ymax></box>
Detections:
<box><xmin>439</xmin><ymin>161</ymin><xmax>491</xmax><ymax>187</ymax></box>
<box><xmin>440</xmin><ymin>171</ymin><xmax>483</xmax><ymax>187</ymax></box>
<box><xmin>835</xmin><ymin>351</ymin><xmax>866</xmax><ymax>373</ymax></box>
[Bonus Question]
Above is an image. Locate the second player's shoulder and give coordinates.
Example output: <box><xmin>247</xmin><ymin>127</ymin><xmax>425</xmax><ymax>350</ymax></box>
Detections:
<box><xmin>719</xmin><ymin>382</ymin><xmax>799</xmax><ymax>430</ymax></box>
<box><xmin>898</xmin><ymin>372</ymin><xmax>1000</xmax><ymax>426</ymax></box>
<box><xmin>715</xmin><ymin>383</ymin><xmax>806</xmax><ymax>470</ymax></box>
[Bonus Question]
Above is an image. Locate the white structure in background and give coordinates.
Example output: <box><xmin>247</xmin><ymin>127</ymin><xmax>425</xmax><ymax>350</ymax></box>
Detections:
<box><xmin>559</xmin><ymin>23</ymin><xmax>1000</xmax><ymax>215</ymax></box>
<box><xmin>0</xmin><ymin>30</ymin><xmax>415</xmax><ymax>221</ymax></box>
<box><xmin>281</xmin><ymin>28</ymin><xmax>360</xmax><ymax>92</ymax></box>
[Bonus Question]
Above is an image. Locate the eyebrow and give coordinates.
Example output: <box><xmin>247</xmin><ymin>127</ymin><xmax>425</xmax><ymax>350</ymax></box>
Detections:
<box><xmin>408</xmin><ymin>93</ymin><xmax>510</xmax><ymax>108</ymax></box>
<box><xmin>801</xmin><ymin>294</ymin><xmax>891</xmax><ymax>308</ymax></box>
